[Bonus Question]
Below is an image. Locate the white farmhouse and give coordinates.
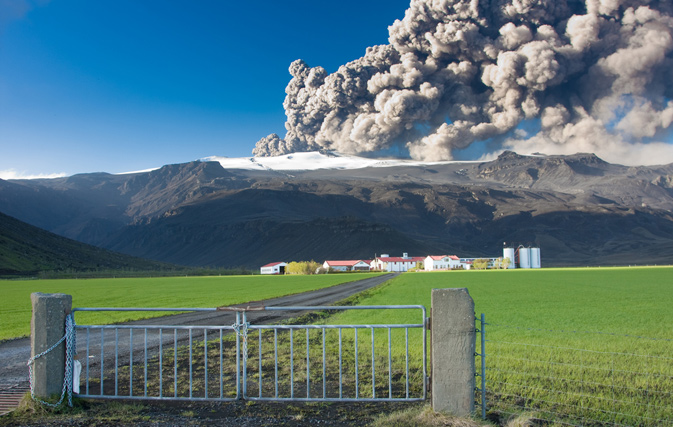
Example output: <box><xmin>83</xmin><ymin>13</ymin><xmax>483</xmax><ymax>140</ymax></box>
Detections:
<box><xmin>260</xmin><ymin>262</ymin><xmax>287</xmax><ymax>275</ymax></box>
<box><xmin>424</xmin><ymin>255</ymin><xmax>461</xmax><ymax>271</ymax></box>
<box><xmin>322</xmin><ymin>260</ymin><xmax>371</xmax><ymax>272</ymax></box>
<box><xmin>371</xmin><ymin>253</ymin><xmax>424</xmax><ymax>272</ymax></box>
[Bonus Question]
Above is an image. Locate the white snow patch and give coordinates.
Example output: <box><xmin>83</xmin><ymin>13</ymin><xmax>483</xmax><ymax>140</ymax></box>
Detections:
<box><xmin>0</xmin><ymin>169</ymin><xmax>67</xmax><ymax>180</ymax></box>
<box><xmin>202</xmin><ymin>151</ymin><xmax>471</xmax><ymax>171</ymax></box>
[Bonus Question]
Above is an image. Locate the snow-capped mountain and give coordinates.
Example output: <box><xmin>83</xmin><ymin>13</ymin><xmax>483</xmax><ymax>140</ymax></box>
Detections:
<box><xmin>1</xmin><ymin>151</ymin><xmax>673</xmax><ymax>269</ymax></box>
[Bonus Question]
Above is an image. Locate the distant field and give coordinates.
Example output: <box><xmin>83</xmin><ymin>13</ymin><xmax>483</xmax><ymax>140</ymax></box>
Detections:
<box><xmin>0</xmin><ymin>273</ymin><xmax>381</xmax><ymax>341</ymax></box>
<box><xmin>328</xmin><ymin>266</ymin><xmax>673</xmax><ymax>334</ymax></box>
<box><xmin>324</xmin><ymin>266</ymin><xmax>673</xmax><ymax>367</ymax></box>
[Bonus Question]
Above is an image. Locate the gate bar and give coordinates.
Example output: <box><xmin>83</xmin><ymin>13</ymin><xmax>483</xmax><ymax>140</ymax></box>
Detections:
<box><xmin>73</xmin><ymin>304</ymin><xmax>426</xmax><ymax>313</ymax></box>
<box><xmin>73</xmin><ymin>304</ymin><xmax>427</xmax><ymax>403</ymax></box>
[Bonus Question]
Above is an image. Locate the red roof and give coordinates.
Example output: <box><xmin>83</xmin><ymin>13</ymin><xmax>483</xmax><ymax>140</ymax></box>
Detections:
<box><xmin>262</xmin><ymin>262</ymin><xmax>285</xmax><ymax>267</ymax></box>
<box><xmin>325</xmin><ymin>260</ymin><xmax>369</xmax><ymax>267</ymax></box>
<box><xmin>428</xmin><ymin>255</ymin><xmax>460</xmax><ymax>261</ymax></box>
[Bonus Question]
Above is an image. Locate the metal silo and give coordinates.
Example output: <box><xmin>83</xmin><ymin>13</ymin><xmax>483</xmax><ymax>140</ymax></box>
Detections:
<box><xmin>531</xmin><ymin>247</ymin><xmax>541</xmax><ymax>268</ymax></box>
<box><xmin>503</xmin><ymin>247</ymin><xmax>516</xmax><ymax>268</ymax></box>
<box><xmin>518</xmin><ymin>246</ymin><xmax>531</xmax><ymax>269</ymax></box>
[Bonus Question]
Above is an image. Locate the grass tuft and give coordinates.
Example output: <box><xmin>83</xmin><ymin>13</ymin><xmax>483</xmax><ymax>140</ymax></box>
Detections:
<box><xmin>370</xmin><ymin>405</ymin><xmax>491</xmax><ymax>427</ymax></box>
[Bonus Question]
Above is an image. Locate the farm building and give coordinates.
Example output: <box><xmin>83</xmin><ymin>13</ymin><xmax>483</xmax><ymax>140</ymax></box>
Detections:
<box><xmin>322</xmin><ymin>260</ymin><xmax>371</xmax><ymax>272</ymax></box>
<box><xmin>424</xmin><ymin>255</ymin><xmax>461</xmax><ymax>271</ymax></box>
<box><xmin>372</xmin><ymin>253</ymin><xmax>424</xmax><ymax>272</ymax></box>
<box><xmin>260</xmin><ymin>262</ymin><xmax>287</xmax><ymax>275</ymax></box>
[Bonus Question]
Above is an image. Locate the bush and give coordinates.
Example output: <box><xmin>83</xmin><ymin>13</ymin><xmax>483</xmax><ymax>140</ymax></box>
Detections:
<box><xmin>286</xmin><ymin>260</ymin><xmax>321</xmax><ymax>275</ymax></box>
<box><xmin>472</xmin><ymin>259</ymin><xmax>489</xmax><ymax>270</ymax></box>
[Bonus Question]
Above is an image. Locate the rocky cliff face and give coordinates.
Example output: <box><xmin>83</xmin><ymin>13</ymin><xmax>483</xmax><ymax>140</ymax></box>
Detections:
<box><xmin>2</xmin><ymin>152</ymin><xmax>673</xmax><ymax>267</ymax></box>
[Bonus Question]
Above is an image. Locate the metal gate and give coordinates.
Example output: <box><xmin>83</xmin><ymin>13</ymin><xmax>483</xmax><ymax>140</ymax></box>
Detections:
<box><xmin>72</xmin><ymin>305</ymin><xmax>427</xmax><ymax>402</ymax></box>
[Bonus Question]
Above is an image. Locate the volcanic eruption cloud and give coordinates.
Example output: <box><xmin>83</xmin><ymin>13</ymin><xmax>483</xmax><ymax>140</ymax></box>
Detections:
<box><xmin>252</xmin><ymin>0</ymin><xmax>673</xmax><ymax>166</ymax></box>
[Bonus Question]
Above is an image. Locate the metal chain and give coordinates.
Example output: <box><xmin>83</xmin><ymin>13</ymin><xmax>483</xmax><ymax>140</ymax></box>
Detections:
<box><xmin>232</xmin><ymin>321</ymin><xmax>250</xmax><ymax>363</ymax></box>
<box><xmin>27</xmin><ymin>313</ymin><xmax>77</xmax><ymax>408</ymax></box>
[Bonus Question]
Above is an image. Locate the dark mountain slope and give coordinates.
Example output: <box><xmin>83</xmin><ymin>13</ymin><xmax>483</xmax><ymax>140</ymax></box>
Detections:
<box><xmin>119</xmin><ymin>161</ymin><xmax>248</xmax><ymax>218</ymax></box>
<box><xmin>2</xmin><ymin>152</ymin><xmax>673</xmax><ymax>268</ymax></box>
<box><xmin>0</xmin><ymin>174</ymin><xmax>132</xmax><ymax>245</ymax></box>
<box><xmin>106</xmin><ymin>215</ymin><xmax>436</xmax><ymax>268</ymax></box>
<box><xmin>469</xmin><ymin>208</ymin><xmax>673</xmax><ymax>266</ymax></box>
<box><xmin>103</xmin><ymin>188</ymin><xmax>443</xmax><ymax>266</ymax></box>
<box><xmin>0</xmin><ymin>211</ymin><xmax>177</xmax><ymax>276</ymax></box>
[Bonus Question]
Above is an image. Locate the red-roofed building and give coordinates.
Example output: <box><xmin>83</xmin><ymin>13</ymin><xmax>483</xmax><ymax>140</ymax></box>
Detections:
<box><xmin>322</xmin><ymin>260</ymin><xmax>371</xmax><ymax>272</ymax></box>
<box><xmin>424</xmin><ymin>255</ymin><xmax>461</xmax><ymax>271</ymax></box>
<box><xmin>371</xmin><ymin>253</ymin><xmax>424</xmax><ymax>272</ymax></box>
<box><xmin>260</xmin><ymin>262</ymin><xmax>287</xmax><ymax>275</ymax></box>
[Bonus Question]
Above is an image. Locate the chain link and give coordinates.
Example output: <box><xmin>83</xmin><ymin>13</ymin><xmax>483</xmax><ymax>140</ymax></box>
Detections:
<box><xmin>232</xmin><ymin>321</ymin><xmax>250</xmax><ymax>363</ymax></box>
<box><xmin>27</xmin><ymin>313</ymin><xmax>77</xmax><ymax>408</ymax></box>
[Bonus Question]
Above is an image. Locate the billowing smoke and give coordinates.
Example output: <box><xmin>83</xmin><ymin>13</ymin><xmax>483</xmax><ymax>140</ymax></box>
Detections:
<box><xmin>252</xmin><ymin>0</ymin><xmax>673</xmax><ymax>166</ymax></box>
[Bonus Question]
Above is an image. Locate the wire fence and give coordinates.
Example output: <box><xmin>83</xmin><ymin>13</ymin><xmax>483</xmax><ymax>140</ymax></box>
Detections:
<box><xmin>480</xmin><ymin>322</ymin><xmax>673</xmax><ymax>426</ymax></box>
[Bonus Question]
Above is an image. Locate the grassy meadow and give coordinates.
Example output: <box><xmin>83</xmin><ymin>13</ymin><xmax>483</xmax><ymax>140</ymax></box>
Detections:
<box><xmin>103</xmin><ymin>265</ymin><xmax>672</xmax><ymax>419</ymax></box>
<box><xmin>5</xmin><ymin>266</ymin><xmax>673</xmax><ymax>423</ymax></box>
<box><xmin>319</xmin><ymin>266</ymin><xmax>673</xmax><ymax>366</ymax></box>
<box><xmin>0</xmin><ymin>273</ymin><xmax>381</xmax><ymax>341</ymax></box>
<box><xmin>320</xmin><ymin>266</ymin><xmax>673</xmax><ymax>425</ymax></box>
<box><xmin>327</xmin><ymin>266</ymin><xmax>673</xmax><ymax>335</ymax></box>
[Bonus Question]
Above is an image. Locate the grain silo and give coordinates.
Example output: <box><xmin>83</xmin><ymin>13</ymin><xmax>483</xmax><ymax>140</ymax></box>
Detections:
<box><xmin>531</xmin><ymin>247</ymin><xmax>541</xmax><ymax>268</ymax></box>
<box><xmin>503</xmin><ymin>247</ymin><xmax>516</xmax><ymax>269</ymax></box>
<box><xmin>518</xmin><ymin>246</ymin><xmax>532</xmax><ymax>269</ymax></box>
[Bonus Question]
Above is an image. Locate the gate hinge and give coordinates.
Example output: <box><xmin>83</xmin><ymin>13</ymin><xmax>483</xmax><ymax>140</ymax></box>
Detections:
<box><xmin>426</xmin><ymin>316</ymin><xmax>431</xmax><ymax>330</ymax></box>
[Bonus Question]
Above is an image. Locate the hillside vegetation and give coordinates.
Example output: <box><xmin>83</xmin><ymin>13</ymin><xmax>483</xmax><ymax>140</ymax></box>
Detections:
<box><xmin>0</xmin><ymin>211</ymin><xmax>179</xmax><ymax>277</ymax></box>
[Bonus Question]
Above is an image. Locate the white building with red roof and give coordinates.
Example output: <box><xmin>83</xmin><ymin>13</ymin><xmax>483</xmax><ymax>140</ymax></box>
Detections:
<box><xmin>260</xmin><ymin>262</ymin><xmax>287</xmax><ymax>275</ymax></box>
<box><xmin>424</xmin><ymin>255</ymin><xmax>461</xmax><ymax>271</ymax></box>
<box><xmin>371</xmin><ymin>253</ymin><xmax>424</xmax><ymax>272</ymax></box>
<box><xmin>322</xmin><ymin>260</ymin><xmax>371</xmax><ymax>272</ymax></box>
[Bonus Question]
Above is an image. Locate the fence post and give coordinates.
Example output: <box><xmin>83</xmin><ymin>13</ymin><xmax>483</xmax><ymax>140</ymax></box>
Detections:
<box><xmin>431</xmin><ymin>288</ymin><xmax>476</xmax><ymax>416</ymax></box>
<box><xmin>30</xmin><ymin>292</ymin><xmax>72</xmax><ymax>399</ymax></box>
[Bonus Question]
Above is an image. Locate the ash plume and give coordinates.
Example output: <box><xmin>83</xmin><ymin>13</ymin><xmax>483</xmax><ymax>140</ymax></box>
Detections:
<box><xmin>253</xmin><ymin>0</ymin><xmax>673</xmax><ymax>165</ymax></box>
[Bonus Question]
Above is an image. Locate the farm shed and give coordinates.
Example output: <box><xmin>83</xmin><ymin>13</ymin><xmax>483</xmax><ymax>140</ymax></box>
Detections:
<box><xmin>322</xmin><ymin>260</ymin><xmax>371</xmax><ymax>272</ymax></box>
<box><xmin>260</xmin><ymin>262</ymin><xmax>287</xmax><ymax>275</ymax></box>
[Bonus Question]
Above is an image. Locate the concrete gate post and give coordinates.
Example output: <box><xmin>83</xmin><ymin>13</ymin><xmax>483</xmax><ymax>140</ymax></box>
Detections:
<box><xmin>431</xmin><ymin>288</ymin><xmax>476</xmax><ymax>416</ymax></box>
<box><xmin>30</xmin><ymin>292</ymin><xmax>72</xmax><ymax>399</ymax></box>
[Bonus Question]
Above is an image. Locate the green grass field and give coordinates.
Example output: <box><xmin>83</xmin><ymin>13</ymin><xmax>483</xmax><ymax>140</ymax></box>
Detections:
<box><xmin>327</xmin><ymin>266</ymin><xmax>673</xmax><ymax>335</ymax></box>
<box><xmin>0</xmin><ymin>273</ymin><xmax>381</xmax><ymax>341</ymax></box>
<box><xmin>5</xmin><ymin>267</ymin><xmax>673</xmax><ymax>423</ymax></box>
<box><xmin>321</xmin><ymin>266</ymin><xmax>673</xmax><ymax>425</ymax></box>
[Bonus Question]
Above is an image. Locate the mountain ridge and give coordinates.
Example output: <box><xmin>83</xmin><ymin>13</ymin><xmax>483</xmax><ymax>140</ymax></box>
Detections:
<box><xmin>2</xmin><ymin>151</ymin><xmax>673</xmax><ymax>268</ymax></box>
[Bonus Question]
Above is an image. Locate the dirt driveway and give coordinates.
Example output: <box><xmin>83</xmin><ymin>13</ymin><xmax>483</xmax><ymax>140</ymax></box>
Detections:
<box><xmin>0</xmin><ymin>273</ymin><xmax>398</xmax><ymax>389</ymax></box>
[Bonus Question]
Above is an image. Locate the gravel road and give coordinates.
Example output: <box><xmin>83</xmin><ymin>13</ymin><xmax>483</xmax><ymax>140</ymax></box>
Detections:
<box><xmin>0</xmin><ymin>273</ymin><xmax>397</xmax><ymax>389</ymax></box>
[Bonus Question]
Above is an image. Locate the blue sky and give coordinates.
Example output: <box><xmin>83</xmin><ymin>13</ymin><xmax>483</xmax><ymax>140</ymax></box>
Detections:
<box><xmin>0</xmin><ymin>0</ymin><xmax>412</xmax><ymax>178</ymax></box>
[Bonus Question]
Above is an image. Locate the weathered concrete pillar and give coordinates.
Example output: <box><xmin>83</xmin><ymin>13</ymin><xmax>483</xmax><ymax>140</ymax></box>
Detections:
<box><xmin>30</xmin><ymin>292</ymin><xmax>72</xmax><ymax>399</ymax></box>
<box><xmin>431</xmin><ymin>288</ymin><xmax>476</xmax><ymax>416</ymax></box>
